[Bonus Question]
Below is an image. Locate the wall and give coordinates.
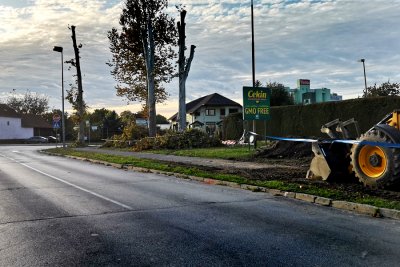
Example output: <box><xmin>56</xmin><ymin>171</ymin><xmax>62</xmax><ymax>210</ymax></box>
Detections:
<box><xmin>0</xmin><ymin>117</ymin><xmax>33</xmax><ymax>139</ymax></box>
<box><xmin>248</xmin><ymin>96</ymin><xmax>400</xmax><ymax>138</ymax></box>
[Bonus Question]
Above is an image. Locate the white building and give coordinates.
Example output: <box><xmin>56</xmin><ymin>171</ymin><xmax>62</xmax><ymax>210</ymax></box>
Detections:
<box><xmin>0</xmin><ymin>104</ymin><xmax>52</xmax><ymax>140</ymax></box>
<box><xmin>169</xmin><ymin>93</ymin><xmax>242</xmax><ymax>134</ymax></box>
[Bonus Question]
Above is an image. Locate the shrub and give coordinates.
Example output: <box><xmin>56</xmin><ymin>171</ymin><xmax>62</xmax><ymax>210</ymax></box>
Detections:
<box><xmin>133</xmin><ymin>128</ymin><xmax>222</xmax><ymax>151</ymax></box>
<box><xmin>101</xmin><ymin>123</ymin><xmax>148</xmax><ymax>148</ymax></box>
<box><xmin>222</xmin><ymin>112</ymin><xmax>243</xmax><ymax>140</ymax></box>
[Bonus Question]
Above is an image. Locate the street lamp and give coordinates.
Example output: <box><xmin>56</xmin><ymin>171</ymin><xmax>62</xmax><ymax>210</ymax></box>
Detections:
<box><xmin>358</xmin><ymin>58</ymin><xmax>367</xmax><ymax>97</ymax></box>
<box><xmin>53</xmin><ymin>46</ymin><xmax>66</xmax><ymax>148</ymax></box>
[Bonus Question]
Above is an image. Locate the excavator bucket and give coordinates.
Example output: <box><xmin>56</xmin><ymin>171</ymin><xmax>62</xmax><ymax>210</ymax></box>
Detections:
<box><xmin>307</xmin><ymin>141</ymin><xmax>351</xmax><ymax>181</ymax></box>
<box><xmin>307</xmin><ymin>118</ymin><xmax>358</xmax><ymax>181</ymax></box>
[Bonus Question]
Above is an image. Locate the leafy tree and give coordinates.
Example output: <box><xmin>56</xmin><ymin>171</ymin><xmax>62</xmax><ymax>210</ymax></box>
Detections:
<box><xmin>88</xmin><ymin>108</ymin><xmax>113</xmax><ymax>139</ymax></box>
<box><xmin>103</xmin><ymin>110</ymin><xmax>122</xmax><ymax>139</ymax></box>
<box><xmin>108</xmin><ymin>0</ymin><xmax>177</xmax><ymax>137</ymax></box>
<box><xmin>6</xmin><ymin>90</ymin><xmax>49</xmax><ymax>115</ymax></box>
<box><xmin>120</xmin><ymin>110</ymin><xmax>136</xmax><ymax>127</ymax></box>
<box><xmin>267</xmin><ymin>82</ymin><xmax>294</xmax><ymax>106</ymax></box>
<box><xmin>156</xmin><ymin>114</ymin><xmax>169</xmax><ymax>124</ymax></box>
<box><xmin>255</xmin><ymin>81</ymin><xmax>294</xmax><ymax>106</ymax></box>
<box><xmin>364</xmin><ymin>81</ymin><xmax>400</xmax><ymax>97</ymax></box>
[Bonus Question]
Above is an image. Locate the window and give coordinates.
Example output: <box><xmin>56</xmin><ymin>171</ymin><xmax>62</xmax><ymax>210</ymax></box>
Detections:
<box><xmin>205</xmin><ymin>109</ymin><xmax>215</xmax><ymax>116</ymax></box>
<box><xmin>220</xmin><ymin>109</ymin><xmax>226</xmax><ymax>116</ymax></box>
<box><xmin>228</xmin><ymin>108</ymin><xmax>238</xmax><ymax>114</ymax></box>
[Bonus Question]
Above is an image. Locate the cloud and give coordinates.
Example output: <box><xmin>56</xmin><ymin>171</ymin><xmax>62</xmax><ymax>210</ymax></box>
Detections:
<box><xmin>1</xmin><ymin>0</ymin><xmax>400</xmax><ymax>118</ymax></box>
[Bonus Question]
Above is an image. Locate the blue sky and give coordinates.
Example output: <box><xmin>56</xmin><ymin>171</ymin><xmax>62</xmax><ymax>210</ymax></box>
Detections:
<box><xmin>1</xmin><ymin>0</ymin><xmax>400</xmax><ymax>118</ymax></box>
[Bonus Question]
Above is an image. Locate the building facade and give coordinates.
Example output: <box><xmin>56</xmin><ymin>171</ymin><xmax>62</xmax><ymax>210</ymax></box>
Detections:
<box><xmin>286</xmin><ymin>79</ymin><xmax>342</xmax><ymax>105</ymax></box>
<box><xmin>0</xmin><ymin>104</ymin><xmax>52</xmax><ymax>140</ymax></box>
<box><xmin>169</xmin><ymin>93</ymin><xmax>242</xmax><ymax>134</ymax></box>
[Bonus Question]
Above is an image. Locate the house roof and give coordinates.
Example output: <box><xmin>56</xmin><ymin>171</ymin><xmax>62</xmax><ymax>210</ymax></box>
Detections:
<box><xmin>168</xmin><ymin>93</ymin><xmax>242</xmax><ymax>121</ymax></box>
<box><xmin>186</xmin><ymin>93</ymin><xmax>241</xmax><ymax>114</ymax></box>
<box><xmin>0</xmin><ymin>104</ymin><xmax>20</xmax><ymax>118</ymax></box>
<box><xmin>21</xmin><ymin>114</ymin><xmax>52</xmax><ymax>129</ymax></box>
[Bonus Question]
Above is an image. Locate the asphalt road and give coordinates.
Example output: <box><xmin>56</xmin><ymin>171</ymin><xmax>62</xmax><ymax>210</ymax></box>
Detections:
<box><xmin>0</xmin><ymin>145</ymin><xmax>399</xmax><ymax>266</ymax></box>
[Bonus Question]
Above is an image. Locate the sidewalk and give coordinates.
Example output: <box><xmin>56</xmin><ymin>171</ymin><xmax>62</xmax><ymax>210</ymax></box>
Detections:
<box><xmin>76</xmin><ymin>147</ymin><xmax>298</xmax><ymax>171</ymax></box>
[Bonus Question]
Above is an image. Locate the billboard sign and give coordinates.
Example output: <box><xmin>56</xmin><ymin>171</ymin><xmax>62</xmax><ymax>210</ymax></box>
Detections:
<box><xmin>242</xmin><ymin>86</ymin><xmax>271</xmax><ymax>121</ymax></box>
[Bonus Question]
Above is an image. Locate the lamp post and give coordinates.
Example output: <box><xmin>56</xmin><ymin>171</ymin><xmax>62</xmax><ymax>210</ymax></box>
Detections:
<box><xmin>53</xmin><ymin>46</ymin><xmax>66</xmax><ymax>148</ymax></box>
<box><xmin>359</xmin><ymin>58</ymin><xmax>367</xmax><ymax>97</ymax></box>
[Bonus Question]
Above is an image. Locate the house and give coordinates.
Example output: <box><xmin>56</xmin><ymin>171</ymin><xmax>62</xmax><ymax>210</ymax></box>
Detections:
<box><xmin>169</xmin><ymin>93</ymin><xmax>242</xmax><ymax>134</ymax></box>
<box><xmin>0</xmin><ymin>104</ymin><xmax>52</xmax><ymax>141</ymax></box>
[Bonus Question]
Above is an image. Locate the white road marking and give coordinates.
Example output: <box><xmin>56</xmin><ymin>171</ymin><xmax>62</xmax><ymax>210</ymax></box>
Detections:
<box><xmin>0</xmin><ymin>153</ymin><xmax>133</xmax><ymax>210</ymax></box>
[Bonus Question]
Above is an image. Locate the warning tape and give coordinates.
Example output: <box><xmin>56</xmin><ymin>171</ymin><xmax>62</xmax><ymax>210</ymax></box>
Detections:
<box><xmin>264</xmin><ymin>135</ymin><xmax>400</xmax><ymax>149</ymax></box>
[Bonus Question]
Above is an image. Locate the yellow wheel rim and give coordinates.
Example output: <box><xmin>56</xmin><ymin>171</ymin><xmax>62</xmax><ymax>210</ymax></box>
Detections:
<box><xmin>358</xmin><ymin>145</ymin><xmax>387</xmax><ymax>178</ymax></box>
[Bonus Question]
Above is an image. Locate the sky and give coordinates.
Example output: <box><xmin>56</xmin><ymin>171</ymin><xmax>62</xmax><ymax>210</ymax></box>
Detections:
<box><xmin>1</xmin><ymin>0</ymin><xmax>400</xmax><ymax>118</ymax></box>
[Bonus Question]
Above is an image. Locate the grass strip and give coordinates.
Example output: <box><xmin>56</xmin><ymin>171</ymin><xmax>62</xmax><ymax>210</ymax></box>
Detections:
<box><xmin>149</xmin><ymin>146</ymin><xmax>256</xmax><ymax>160</ymax></box>
<box><xmin>45</xmin><ymin>148</ymin><xmax>400</xmax><ymax>211</ymax></box>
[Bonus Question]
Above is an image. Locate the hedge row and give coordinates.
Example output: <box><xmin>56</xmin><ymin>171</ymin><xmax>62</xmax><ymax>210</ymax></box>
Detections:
<box><xmin>249</xmin><ymin>96</ymin><xmax>400</xmax><ymax>138</ymax></box>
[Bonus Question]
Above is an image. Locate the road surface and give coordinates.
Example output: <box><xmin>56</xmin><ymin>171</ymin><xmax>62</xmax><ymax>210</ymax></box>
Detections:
<box><xmin>0</xmin><ymin>145</ymin><xmax>399</xmax><ymax>266</ymax></box>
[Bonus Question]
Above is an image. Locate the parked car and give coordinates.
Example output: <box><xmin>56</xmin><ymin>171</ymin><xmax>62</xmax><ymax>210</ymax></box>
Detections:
<box><xmin>25</xmin><ymin>136</ymin><xmax>48</xmax><ymax>144</ymax></box>
<box><xmin>47</xmin><ymin>136</ymin><xmax>58</xmax><ymax>143</ymax></box>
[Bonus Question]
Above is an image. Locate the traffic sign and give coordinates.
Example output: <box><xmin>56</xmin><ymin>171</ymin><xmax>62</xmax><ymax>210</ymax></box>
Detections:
<box><xmin>53</xmin><ymin>114</ymin><xmax>61</xmax><ymax>122</ymax></box>
<box><xmin>53</xmin><ymin>121</ymin><xmax>61</xmax><ymax>129</ymax></box>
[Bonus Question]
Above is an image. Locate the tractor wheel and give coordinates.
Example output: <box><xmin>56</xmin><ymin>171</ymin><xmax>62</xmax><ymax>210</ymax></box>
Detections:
<box><xmin>351</xmin><ymin>125</ymin><xmax>400</xmax><ymax>188</ymax></box>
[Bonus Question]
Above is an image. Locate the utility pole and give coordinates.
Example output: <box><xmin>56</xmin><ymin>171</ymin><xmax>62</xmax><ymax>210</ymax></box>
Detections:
<box><xmin>251</xmin><ymin>0</ymin><xmax>256</xmax><ymax>133</ymax></box>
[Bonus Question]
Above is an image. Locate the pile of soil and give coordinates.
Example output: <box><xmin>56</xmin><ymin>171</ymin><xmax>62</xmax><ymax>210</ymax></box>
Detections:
<box><xmin>254</xmin><ymin>140</ymin><xmax>313</xmax><ymax>159</ymax></box>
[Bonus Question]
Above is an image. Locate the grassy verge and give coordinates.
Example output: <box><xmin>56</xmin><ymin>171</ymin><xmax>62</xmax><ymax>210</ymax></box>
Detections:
<box><xmin>150</xmin><ymin>146</ymin><xmax>257</xmax><ymax>160</ymax></box>
<box><xmin>44</xmin><ymin>148</ymin><xmax>400</xmax><ymax>211</ymax></box>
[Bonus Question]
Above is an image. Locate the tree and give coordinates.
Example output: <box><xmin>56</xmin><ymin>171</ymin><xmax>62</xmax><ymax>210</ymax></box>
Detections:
<box><xmin>266</xmin><ymin>82</ymin><xmax>294</xmax><ymax>106</ymax></box>
<box><xmin>88</xmin><ymin>108</ymin><xmax>113</xmax><ymax>139</ymax></box>
<box><xmin>364</xmin><ymin>81</ymin><xmax>400</xmax><ymax>97</ymax></box>
<box><xmin>65</xmin><ymin>25</ymin><xmax>86</xmax><ymax>144</ymax></box>
<box><xmin>103</xmin><ymin>110</ymin><xmax>122</xmax><ymax>138</ymax></box>
<box><xmin>177</xmin><ymin>8</ymin><xmax>196</xmax><ymax>131</ymax></box>
<box><xmin>156</xmin><ymin>114</ymin><xmax>169</xmax><ymax>124</ymax></box>
<box><xmin>255</xmin><ymin>81</ymin><xmax>294</xmax><ymax>106</ymax></box>
<box><xmin>108</xmin><ymin>0</ymin><xmax>177</xmax><ymax>137</ymax></box>
<box><xmin>120</xmin><ymin>110</ymin><xmax>136</xmax><ymax>127</ymax></box>
<box><xmin>6</xmin><ymin>90</ymin><xmax>49</xmax><ymax>115</ymax></box>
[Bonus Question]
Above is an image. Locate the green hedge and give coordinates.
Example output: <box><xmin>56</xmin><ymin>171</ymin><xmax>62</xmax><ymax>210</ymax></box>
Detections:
<box><xmin>249</xmin><ymin>96</ymin><xmax>400</xmax><ymax>138</ymax></box>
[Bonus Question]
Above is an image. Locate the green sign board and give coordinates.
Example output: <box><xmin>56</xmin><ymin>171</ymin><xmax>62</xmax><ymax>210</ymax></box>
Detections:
<box><xmin>242</xmin><ymin>86</ymin><xmax>271</xmax><ymax>120</ymax></box>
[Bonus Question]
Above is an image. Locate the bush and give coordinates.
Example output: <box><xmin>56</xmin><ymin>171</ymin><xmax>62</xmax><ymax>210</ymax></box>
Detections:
<box><xmin>101</xmin><ymin>123</ymin><xmax>148</xmax><ymax>148</ymax></box>
<box><xmin>222</xmin><ymin>112</ymin><xmax>243</xmax><ymax>140</ymax></box>
<box><xmin>134</xmin><ymin>128</ymin><xmax>222</xmax><ymax>151</ymax></box>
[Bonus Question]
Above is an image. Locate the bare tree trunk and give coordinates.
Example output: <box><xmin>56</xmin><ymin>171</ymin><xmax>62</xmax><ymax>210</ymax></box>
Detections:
<box><xmin>143</xmin><ymin>20</ymin><xmax>157</xmax><ymax>137</ymax></box>
<box><xmin>177</xmin><ymin>10</ymin><xmax>187</xmax><ymax>132</ymax></box>
<box><xmin>71</xmin><ymin>25</ymin><xmax>85</xmax><ymax>144</ymax></box>
<box><xmin>178</xmin><ymin>10</ymin><xmax>195</xmax><ymax>132</ymax></box>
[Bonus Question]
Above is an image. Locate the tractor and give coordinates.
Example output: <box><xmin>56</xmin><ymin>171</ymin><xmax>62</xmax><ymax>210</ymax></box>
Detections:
<box><xmin>307</xmin><ymin>110</ymin><xmax>400</xmax><ymax>188</ymax></box>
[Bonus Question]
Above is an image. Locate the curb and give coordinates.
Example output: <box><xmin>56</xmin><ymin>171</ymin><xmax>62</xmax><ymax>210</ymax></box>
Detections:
<box><xmin>43</xmin><ymin>151</ymin><xmax>400</xmax><ymax>221</ymax></box>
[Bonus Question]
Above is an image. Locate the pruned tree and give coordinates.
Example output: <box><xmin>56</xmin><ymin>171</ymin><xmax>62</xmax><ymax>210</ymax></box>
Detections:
<box><xmin>65</xmin><ymin>25</ymin><xmax>86</xmax><ymax>144</ymax></box>
<box><xmin>108</xmin><ymin>0</ymin><xmax>177</xmax><ymax>137</ymax></box>
<box><xmin>6</xmin><ymin>89</ymin><xmax>49</xmax><ymax>115</ymax></box>
<box><xmin>177</xmin><ymin>8</ymin><xmax>196</xmax><ymax>131</ymax></box>
<box><xmin>364</xmin><ymin>80</ymin><xmax>400</xmax><ymax>97</ymax></box>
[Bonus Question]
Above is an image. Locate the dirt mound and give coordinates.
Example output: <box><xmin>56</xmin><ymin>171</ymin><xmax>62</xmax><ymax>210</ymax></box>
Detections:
<box><xmin>255</xmin><ymin>140</ymin><xmax>312</xmax><ymax>159</ymax></box>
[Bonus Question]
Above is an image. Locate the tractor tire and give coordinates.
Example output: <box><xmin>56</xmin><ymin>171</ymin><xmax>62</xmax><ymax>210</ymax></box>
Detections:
<box><xmin>351</xmin><ymin>125</ymin><xmax>400</xmax><ymax>188</ymax></box>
